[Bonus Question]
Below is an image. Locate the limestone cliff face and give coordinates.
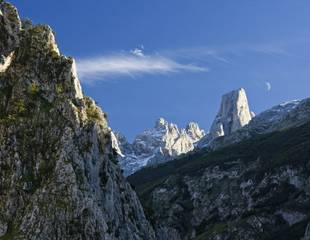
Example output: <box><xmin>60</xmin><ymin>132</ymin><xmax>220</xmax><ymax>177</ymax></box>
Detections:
<box><xmin>198</xmin><ymin>88</ymin><xmax>253</xmax><ymax>148</ymax></box>
<box><xmin>0</xmin><ymin>2</ymin><xmax>154</xmax><ymax>239</ymax></box>
<box><xmin>209</xmin><ymin>88</ymin><xmax>253</xmax><ymax>138</ymax></box>
<box><xmin>186</xmin><ymin>122</ymin><xmax>205</xmax><ymax>142</ymax></box>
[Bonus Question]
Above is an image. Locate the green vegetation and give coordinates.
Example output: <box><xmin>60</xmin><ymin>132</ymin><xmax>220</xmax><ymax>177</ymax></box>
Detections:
<box><xmin>55</xmin><ymin>84</ymin><xmax>64</xmax><ymax>94</ymax></box>
<box><xmin>27</xmin><ymin>82</ymin><xmax>40</xmax><ymax>95</ymax></box>
<box><xmin>12</xmin><ymin>99</ymin><xmax>25</xmax><ymax>114</ymax></box>
<box><xmin>86</xmin><ymin>107</ymin><xmax>100</xmax><ymax>121</ymax></box>
<box><xmin>85</xmin><ymin>98</ymin><xmax>101</xmax><ymax>122</ymax></box>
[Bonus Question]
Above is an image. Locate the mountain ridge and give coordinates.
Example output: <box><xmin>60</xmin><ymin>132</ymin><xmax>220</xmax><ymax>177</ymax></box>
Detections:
<box><xmin>113</xmin><ymin>118</ymin><xmax>205</xmax><ymax>176</ymax></box>
<box><xmin>114</xmin><ymin>88</ymin><xmax>254</xmax><ymax>176</ymax></box>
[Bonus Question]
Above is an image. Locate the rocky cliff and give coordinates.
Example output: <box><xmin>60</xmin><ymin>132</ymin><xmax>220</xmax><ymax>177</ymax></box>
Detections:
<box><xmin>0</xmin><ymin>2</ymin><xmax>154</xmax><ymax>239</ymax></box>
<box><xmin>114</xmin><ymin>118</ymin><xmax>205</xmax><ymax>176</ymax></box>
<box><xmin>198</xmin><ymin>88</ymin><xmax>254</xmax><ymax>148</ymax></box>
<box><xmin>209</xmin><ymin>88</ymin><xmax>253</xmax><ymax>138</ymax></box>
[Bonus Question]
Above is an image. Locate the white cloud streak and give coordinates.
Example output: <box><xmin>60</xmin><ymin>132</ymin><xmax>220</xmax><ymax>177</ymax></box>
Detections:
<box><xmin>77</xmin><ymin>52</ymin><xmax>207</xmax><ymax>83</ymax></box>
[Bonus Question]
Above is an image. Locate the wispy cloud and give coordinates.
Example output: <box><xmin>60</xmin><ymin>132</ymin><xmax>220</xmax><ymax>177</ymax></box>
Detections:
<box><xmin>77</xmin><ymin>49</ymin><xmax>207</xmax><ymax>83</ymax></box>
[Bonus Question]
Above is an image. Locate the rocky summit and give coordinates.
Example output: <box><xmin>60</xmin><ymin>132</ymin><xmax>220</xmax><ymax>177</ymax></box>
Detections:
<box><xmin>198</xmin><ymin>88</ymin><xmax>254</xmax><ymax>148</ymax></box>
<box><xmin>113</xmin><ymin>118</ymin><xmax>205</xmax><ymax>176</ymax></box>
<box><xmin>209</xmin><ymin>88</ymin><xmax>253</xmax><ymax>138</ymax></box>
<box><xmin>0</xmin><ymin>2</ymin><xmax>154</xmax><ymax>239</ymax></box>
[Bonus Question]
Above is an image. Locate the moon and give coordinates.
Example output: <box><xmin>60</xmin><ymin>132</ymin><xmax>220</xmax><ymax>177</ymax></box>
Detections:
<box><xmin>265</xmin><ymin>82</ymin><xmax>272</xmax><ymax>91</ymax></box>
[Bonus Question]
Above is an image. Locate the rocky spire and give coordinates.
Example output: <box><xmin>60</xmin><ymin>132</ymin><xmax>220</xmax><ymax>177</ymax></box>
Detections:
<box><xmin>186</xmin><ymin>122</ymin><xmax>205</xmax><ymax>142</ymax></box>
<box><xmin>155</xmin><ymin>117</ymin><xmax>169</xmax><ymax>130</ymax></box>
<box><xmin>209</xmin><ymin>88</ymin><xmax>253</xmax><ymax>138</ymax></box>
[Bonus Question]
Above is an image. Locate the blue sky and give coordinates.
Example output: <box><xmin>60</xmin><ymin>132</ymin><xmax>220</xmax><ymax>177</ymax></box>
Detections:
<box><xmin>11</xmin><ymin>0</ymin><xmax>310</xmax><ymax>141</ymax></box>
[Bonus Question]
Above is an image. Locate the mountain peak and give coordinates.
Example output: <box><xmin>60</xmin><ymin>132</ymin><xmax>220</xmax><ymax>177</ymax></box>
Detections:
<box><xmin>116</xmin><ymin>118</ymin><xmax>206</xmax><ymax>175</ymax></box>
<box><xmin>186</xmin><ymin>122</ymin><xmax>206</xmax><ymax>142</ymax></box>
<box><xmin>155</xmin><ymin>117</ymin><xmax>168</xmax><ymax>129</ymax></box>
<box><xmin>210</xmin><ymin>88</ymin><xmax>253</xmax><ymax>138</ymax></box>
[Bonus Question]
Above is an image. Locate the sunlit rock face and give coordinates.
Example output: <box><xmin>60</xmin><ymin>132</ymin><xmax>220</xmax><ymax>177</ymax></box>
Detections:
<box><xmin>209</xmin><ymin>88</ymin><xmax>253</xmax><ymax>138</ymax></box>
<box><xmin>113</xmin><ymin>118</ymin><xmax>205</xmax><ymax>176</ymax></box>
<box><xmin>0</xmin><ymin>2</ymin><xmax>154</xmax><ymax>239</ymax></box>
<box><xmin>198</xmin><ymin>88</ymin><xmax>254</xmax><ymax>148</ymax></box>
<box><xmin>186</xmin><ymin>122</ymin><xmax>206</xmax><ymax>142</ymax></box>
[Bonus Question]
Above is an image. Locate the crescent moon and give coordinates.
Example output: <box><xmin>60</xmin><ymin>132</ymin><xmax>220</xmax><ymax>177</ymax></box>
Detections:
<box><xmin>265</xmin><ymin>82</ymin><xmax>272</xmax><ymax>91</ymax></box>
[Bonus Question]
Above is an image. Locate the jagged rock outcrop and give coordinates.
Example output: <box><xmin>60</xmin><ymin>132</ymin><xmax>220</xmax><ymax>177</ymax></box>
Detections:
<box><xmin>114</xmin><ymin>118</ymin><xmax>205</xmax><ymax>176</ymax></box>
<box><xmin>210</xmin><ymin>88</ymin><xmax>253</xmax><ymax>138</ymax></box>
<box><xmin>198</xmin><ymin>88</ymin><xmax>253</xmax><ymax>148</ymax></box>
<box><xmin>186</xmin><ymin>122</ymin><xmax>205</xmax><ymax>142</ymax></box>
<box><xmin>0</xmin><ymin>2</ymin><xmax>154</xmax><ymax>239</ymax></box>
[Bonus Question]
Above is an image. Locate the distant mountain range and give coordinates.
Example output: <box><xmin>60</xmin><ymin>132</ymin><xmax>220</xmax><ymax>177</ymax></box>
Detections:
<box><xmin>113</xmin><ymin>88</ymin><xmax>256</xmax><ymax>175</ymax></box>
<box><xmin>114</xmin><ymin>88</ymin><xmax>310</xmax><ymax>177</ymax></box>
<box><xmin>112</xmin><ymin>119</ymin><xmax>205</xmax><ymax>176</ymax></box>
